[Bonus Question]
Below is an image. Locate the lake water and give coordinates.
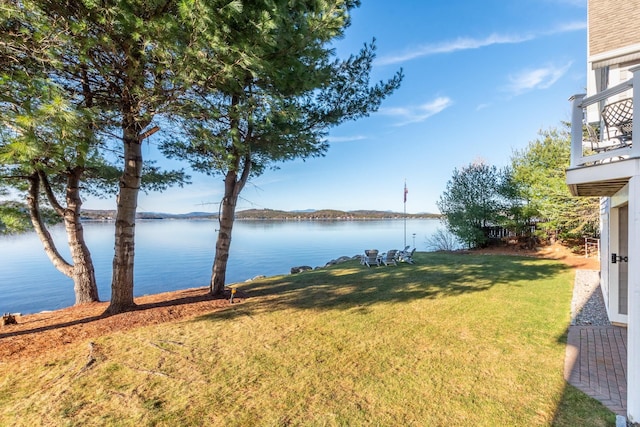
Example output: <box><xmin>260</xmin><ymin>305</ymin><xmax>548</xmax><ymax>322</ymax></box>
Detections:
<box><xmin>0</xmin><ymin>219</ymin><xmax>440</xmax><ymax>314</ymax></box>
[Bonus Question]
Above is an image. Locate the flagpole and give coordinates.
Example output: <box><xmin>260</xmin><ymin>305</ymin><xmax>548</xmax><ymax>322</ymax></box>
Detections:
<box><xmin>403</xmin><ymin>180</ymin><xmax>407</xmax><ymax>248</ymax></box>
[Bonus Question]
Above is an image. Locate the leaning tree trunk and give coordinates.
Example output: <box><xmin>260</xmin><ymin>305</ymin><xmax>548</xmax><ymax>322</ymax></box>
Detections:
<box><xmin>62</xmin><ymin>169</ymin><xmax>99</xmax><ymax>304</ymax></box>
<box><xmin>27</xmin><ymin>171</ymin><xmax>99</xmax><ymax>304</ymax></box>
<box><xmin>210</xmin><ymin>153</ymin><xmax>251</xmax><ymax>295</ymax></box>
<box><xmin>27</xmin><ymin>174</ymin><xmax>74</xmax><ymax>277</ymax></box>
<box><xmin>210</xmin><ymin>173</ymin><xmax>241</xmax><ymax>295</ymax></box>
<box><xmin>105</xmin><ymin>116</ymin><xmax>144</xmax><ymax>314</ymax></box>
<box><xmin>210</xmin><ymin>91</ymin><xmax>252</xmax><ymax>296</ymax></box>
<box><xmin>35</xmin><ymin>169</ymin><xmax>101</xmax><ymax>305</ymax></box>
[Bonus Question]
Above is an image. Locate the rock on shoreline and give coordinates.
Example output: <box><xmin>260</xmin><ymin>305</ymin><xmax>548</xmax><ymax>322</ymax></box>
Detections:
<box><xmin>290</xmin><ymin>255</ymin><xmax>360</xmax><ymax>274</ymax></box>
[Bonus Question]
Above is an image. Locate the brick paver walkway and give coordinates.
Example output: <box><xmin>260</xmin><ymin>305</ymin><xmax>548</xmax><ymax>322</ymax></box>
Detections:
<box><xmin>564</xmin><ymin>325</ymin><xmax>627</xmax><ymax>415</ymax></box>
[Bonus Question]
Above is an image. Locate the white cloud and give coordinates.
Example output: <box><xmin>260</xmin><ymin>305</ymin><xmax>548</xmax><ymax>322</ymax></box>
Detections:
<box><xmin>326</xmin><ymin>135</ymin><xmax>367</xmax><ymax>143</ymax></box>
<box><xmin>505</xmin><ymin>62</ymin><xmax>573</xmax><ymax>95</ymax></box>
<box><xmin>377</xmin><ymin>22</ymin><xmax>585</xmax><ymax>66</ymax></box>
<box><xmin>379</xmin><ymin>97</ymin><xmax>453</xmax><ymax>126</ymax></box>
<box><xmin>377</xmin><ymin>34</ymin><xmax>531</xmax><ymax>65</ymax></box>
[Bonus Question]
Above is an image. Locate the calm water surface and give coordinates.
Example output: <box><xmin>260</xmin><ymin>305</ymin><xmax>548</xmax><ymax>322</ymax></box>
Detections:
<box><xmin>0</xmin><ymin>219</ymin><xmax>439</xmax><ymax>314</ymax></box>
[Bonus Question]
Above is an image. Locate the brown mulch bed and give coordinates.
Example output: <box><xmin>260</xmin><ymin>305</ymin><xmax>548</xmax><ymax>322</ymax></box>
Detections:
<box><xmin>0</xmin><ymin>243</ymin><xmax>599</xmax><ymax>362</ymax></box>
<box><xmin>0</xmin><ymin>287</ymin><xmax>245</xmax><ymax>361</ymax></box>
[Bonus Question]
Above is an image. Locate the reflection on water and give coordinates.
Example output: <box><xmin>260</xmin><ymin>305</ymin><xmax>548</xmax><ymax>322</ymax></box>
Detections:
<box><xmin>0</xmin><ymin>219</ymin><xmax>439</xmax><ymax>314</ymax></box>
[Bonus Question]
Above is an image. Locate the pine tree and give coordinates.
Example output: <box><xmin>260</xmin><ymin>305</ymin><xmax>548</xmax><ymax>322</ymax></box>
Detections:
<box><xmin>161</xmin><ymin>0</ymin><xmax>403</xmax><ymax>294</ymax></box>
<box><xmin>1</xmin><ymin>0</ymin><xmax>188</xmax><ymax>312</ymax></box>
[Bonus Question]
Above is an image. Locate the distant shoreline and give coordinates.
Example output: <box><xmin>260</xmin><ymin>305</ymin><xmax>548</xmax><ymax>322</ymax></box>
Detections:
<box><xmin>81</xmin><ymin>208</ymin><xmax>441</xmax><ymax>221</ymax></box>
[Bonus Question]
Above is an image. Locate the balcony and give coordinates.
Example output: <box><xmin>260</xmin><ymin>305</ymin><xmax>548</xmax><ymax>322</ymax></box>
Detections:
<box><xmin>567</xmin><ymin>65</ymin><xmax>640</xmax><ymax>197</ymax></box>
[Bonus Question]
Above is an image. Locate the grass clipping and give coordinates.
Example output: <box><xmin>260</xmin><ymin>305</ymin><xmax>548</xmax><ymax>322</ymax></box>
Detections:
<box><xmin>0</xmin><ymin>252</ymin><xmax>614</xmax><ymax>426</ymax></box>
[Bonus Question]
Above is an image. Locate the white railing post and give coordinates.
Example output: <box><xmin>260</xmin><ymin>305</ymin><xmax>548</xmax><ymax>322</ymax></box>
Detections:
<box><xmin>631</xmin><ymin>66</ymin><xmax>640</xmax><ymax>159</ymax></box>
<box><xmin>570</xmin><ymin>94</ymin><xmax>586</xmax><ymax>168</ymax></box>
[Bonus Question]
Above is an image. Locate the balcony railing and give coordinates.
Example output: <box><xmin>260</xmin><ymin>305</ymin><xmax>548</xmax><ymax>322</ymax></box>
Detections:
<box><xmin>569</xmin><ymin>65</ymin><xmax>640</xmax><ymax>168</ymax></box>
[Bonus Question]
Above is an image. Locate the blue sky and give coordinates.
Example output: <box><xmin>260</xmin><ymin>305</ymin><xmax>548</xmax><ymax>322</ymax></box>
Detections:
<box><xmin>88</xmin><ymin>0</ymin><xmax>588</xmax><ymax>214</ymax></box>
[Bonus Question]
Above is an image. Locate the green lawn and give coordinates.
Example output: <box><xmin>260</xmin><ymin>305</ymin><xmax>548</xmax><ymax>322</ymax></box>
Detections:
<box><xmin>0</xmin><ymin>252</ymin><xmax>616</xmax><ymax>426</ymax></box>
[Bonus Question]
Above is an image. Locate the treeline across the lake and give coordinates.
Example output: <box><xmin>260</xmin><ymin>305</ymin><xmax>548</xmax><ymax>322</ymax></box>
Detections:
<box><xmin>80</xmin><ymin>209</ymin><xmax>441</xmax><ymax>221</ymax></box>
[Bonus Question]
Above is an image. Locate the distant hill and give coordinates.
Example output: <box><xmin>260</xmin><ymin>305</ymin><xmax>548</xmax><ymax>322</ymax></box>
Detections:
<box><xmin>149</xmin><ymin>211</ymin><xmax>217</xmax><ymax>219</ymax></box>
<box><xmin>81</xmin><ymin>208</ymin><xmax>440</xmax><ymax>221</ymax></box>
<box><xmin>233</xmin><ymin>208</ymin><xmax>439</xmax><ymax>220</ymax></box>
<box><xmin>80</xmin><ymin>210</ymin><xmax>217</xmax><ymax>220</ymax></box>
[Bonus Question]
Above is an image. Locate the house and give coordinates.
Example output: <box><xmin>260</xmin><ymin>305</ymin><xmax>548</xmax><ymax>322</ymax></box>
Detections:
<box><xmin>565</xmin><ymin>0</ymin><xmax>640</xmax><ymax>421</ymax></box>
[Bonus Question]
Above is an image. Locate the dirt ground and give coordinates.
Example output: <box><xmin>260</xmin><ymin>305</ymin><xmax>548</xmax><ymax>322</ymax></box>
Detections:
<box><xmin>0</xmin><ymin>243</ymin><xmax>599</xmax><ymax>361</ymax></box>
<box><xmin>473</xmin><ymin>241</ymin><xmax>601</xmax><ymax>270</ymax></box>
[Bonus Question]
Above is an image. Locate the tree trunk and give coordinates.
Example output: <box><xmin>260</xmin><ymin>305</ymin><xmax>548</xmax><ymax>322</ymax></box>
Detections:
<box><xmin>35</xmin><ymin>169</ymin><xmax>100</xmax><ymax>305</ymax></box>
<box><xmin>63</xmin><ymin>169</ymin><xmax>99</xmax><ymax>304</ymax></box>
<box><xmin>210</xmin><ymin>172</ymin><xmax>240</xmax><ymax>295</ymax></box>
<box><xmin>210</xmin><ymin>154</ymin><xmax>251</xmax><ymax>295</ymax></box>
<box><xmin>26</xmin><ymin>174</ymin><xmax>73</xmax><ymax>277</ymax></box>
<box><xmin>210</xmin><ymin>91</ymin><xmax>252</xmax><ymax>295</ymax></box>
<box><xmin>106</xmin><ymin>119</ymin><xmax>144</xmax><ymax>314</ymax></box>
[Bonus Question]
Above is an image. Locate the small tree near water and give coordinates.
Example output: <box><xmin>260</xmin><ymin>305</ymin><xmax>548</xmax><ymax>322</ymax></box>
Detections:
<box><xmin>437</xmin><ymin>162</ymin><xmax>511</xmax><ymax>249</ymax></box>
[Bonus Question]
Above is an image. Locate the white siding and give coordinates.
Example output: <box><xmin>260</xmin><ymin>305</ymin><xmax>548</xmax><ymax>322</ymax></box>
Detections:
<box><xmin>600</xmin><ymin>197</ymin><xmax>611</xmax><ymax>315</ymax></box>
